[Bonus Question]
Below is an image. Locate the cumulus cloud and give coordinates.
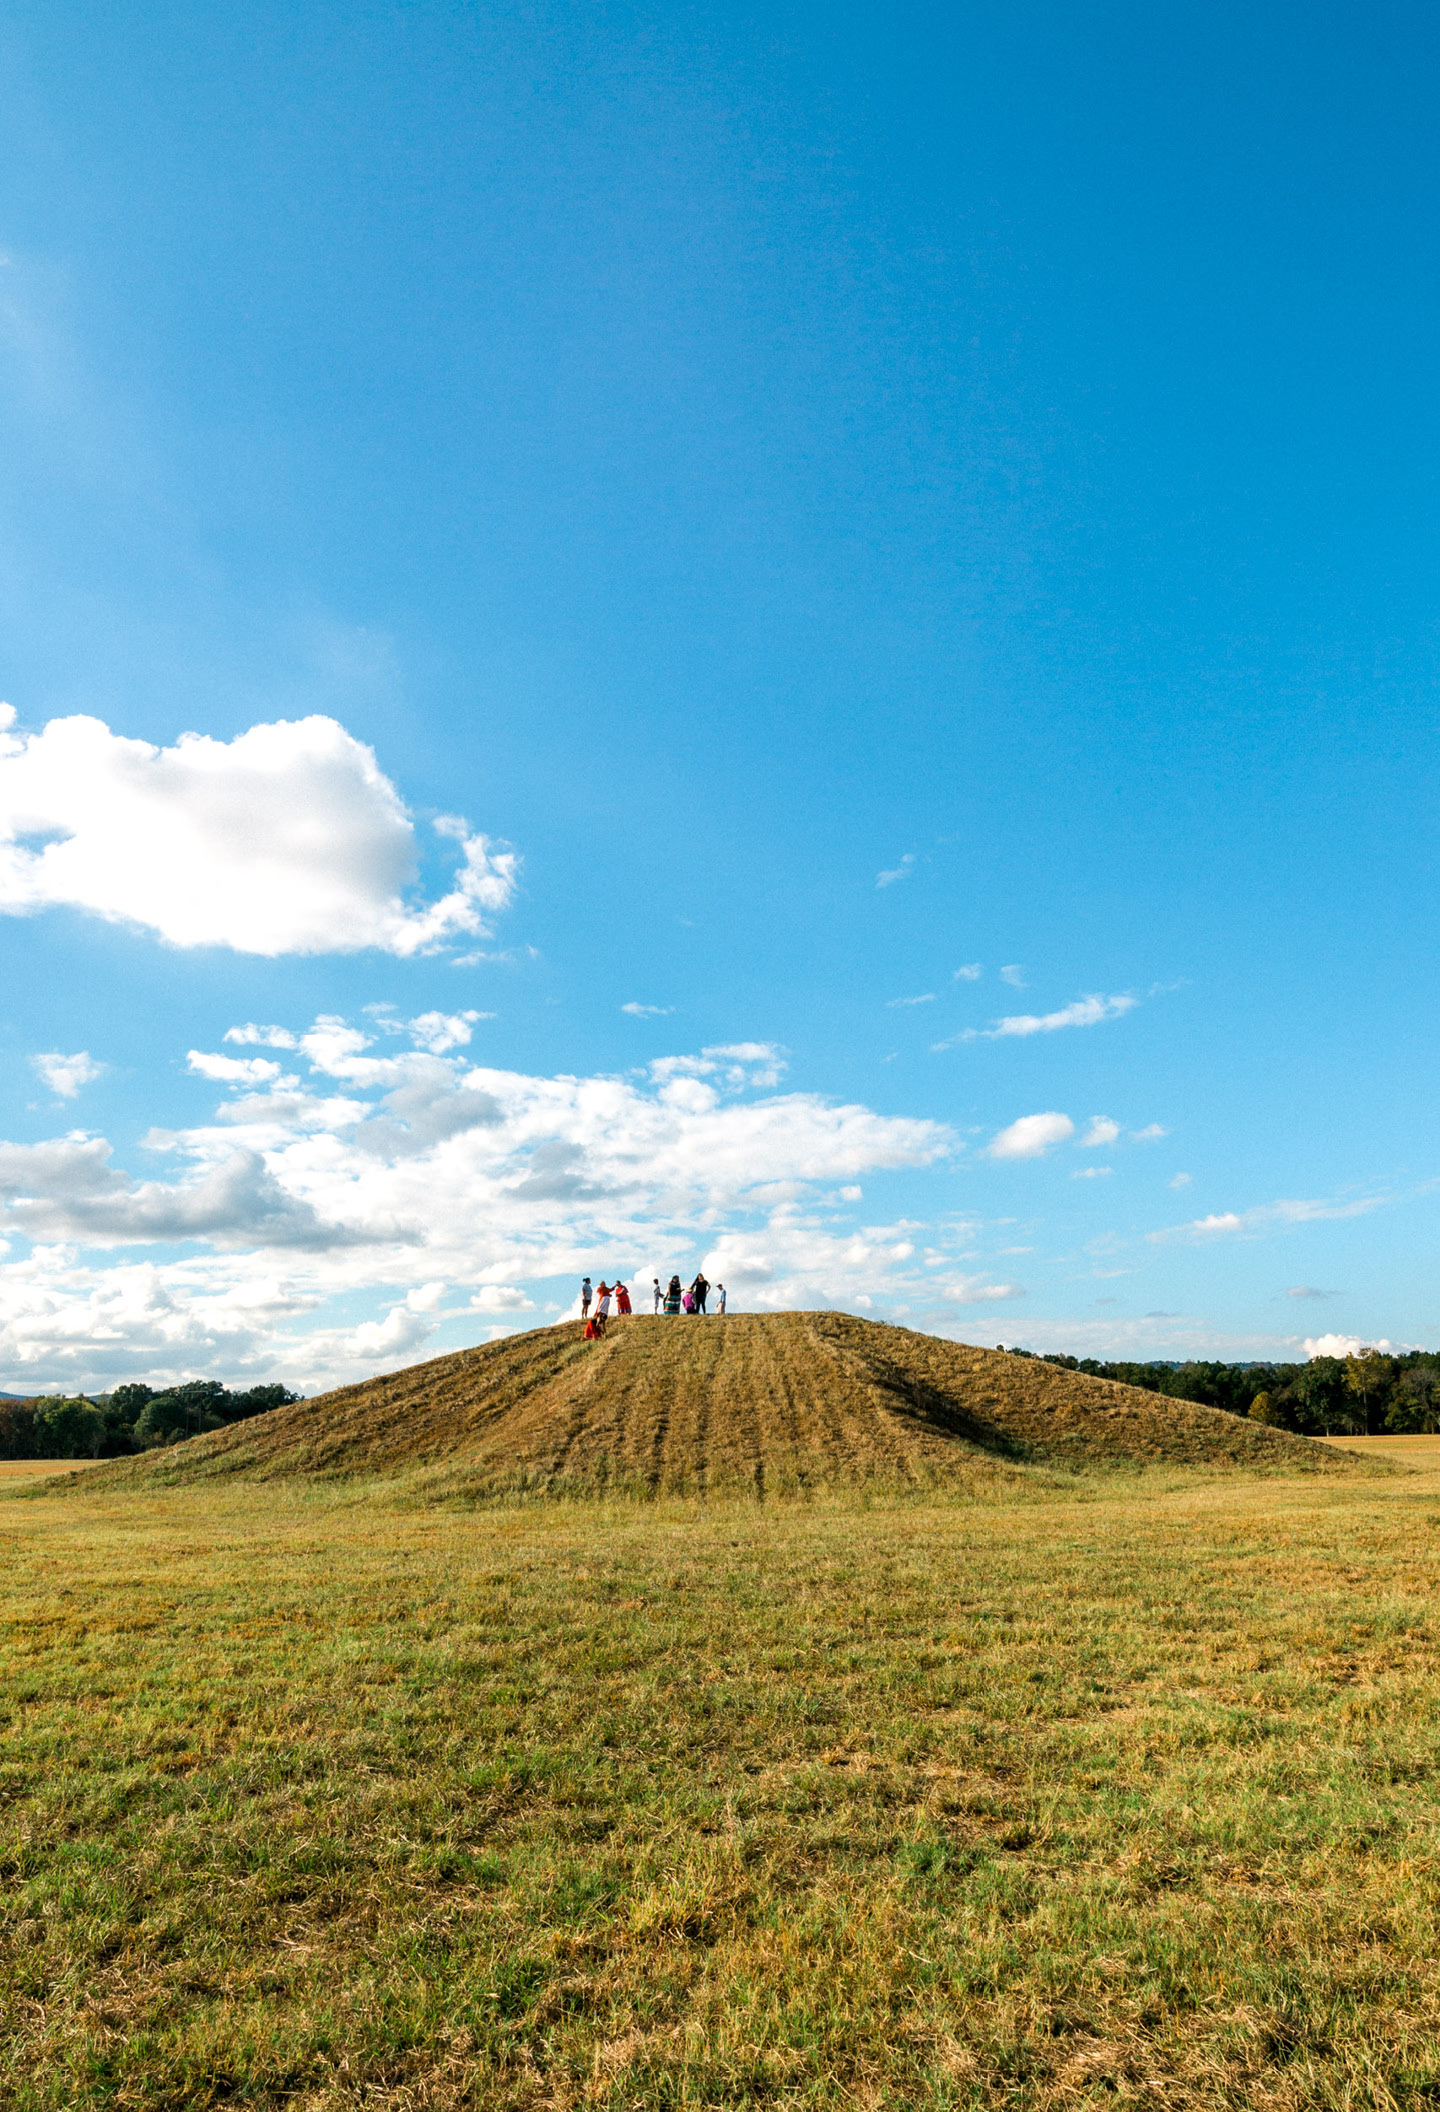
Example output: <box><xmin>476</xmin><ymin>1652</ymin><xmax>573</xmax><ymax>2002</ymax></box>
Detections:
<box><xmin>32</xmin><ymin>1050</ymin><xmax>102</xmax><ymax>1099</ymax></box>
<box><xmin>0</xmin><ymin>1137</ymin><xmax>363</xmax><ymax>1250</ymax></box>
<box><xmin>469</xmin><ymin>1284</ymin><xmax>534</xmax><ymax>1313</ymax></box>
<box><xmin>622</xmin><ymin>1002</ymin><xmax>674</xmax><ymax>1017</ymax></box>
<box><xmin>1080</xmin><ymin>1116</ymin><xmax>1120</xmax><ymax>1148</ymax></box>
<box><xmin>1072</xmin><ymin>1166</ymin><xmax>1113</xmax><ymax>1179</ymax></box>
<box><xmin>0</xmin><ymin>707</ymin><xmax>517</xmax><ymax>956</ymax></box>
<box><xmin>0</xmin><ymin>1017</ymin><xmax>956</xmax><ymax>1390</ymax></box>
<box><xmin>876</xmin><ymin>854</ymin><xmax>915</xmax><ymax>888</ymax></box>
<box><xmin>986</xmin><ymin>1112</ymin><xmax>1075</xmax><ymax>1160</ymax></box>
<box><xmin>1303</xmin><ymin>1333</ymin><xmax>1395</xmax><ymax>1359</ymax></box>
<box><xmin>224</xmin><ymin>1024</ymin><xmax>300</xmax><ymax>1049</ymax></box>
<box><xmin>187</xmin><ymin>1051</ymin><xmax>289</xmax><ymax>1086</ymax></box>
<box><xmin>953</xmin><ymin>964</ymin><xmax>982</xmax><ymax>981</ymax></box>
<box><xmin>1168</xmin><ymin>1172</ymin><xmax>1192</xmax><ymax>1190</ymax></box>
<box><xmin>406</xmin><ymin>1010</ymin><xmax>484</xmax><ymax>1053</ymax></box>
<box><xmin>351</xmin><ymin>1298</ymin><xmax>441</xmax><ymax>1361</ymax></box>
<box><xmin>999</xmin><ymin>965</ymin><xmax>1026</xmax><ymax>987</ymax></box>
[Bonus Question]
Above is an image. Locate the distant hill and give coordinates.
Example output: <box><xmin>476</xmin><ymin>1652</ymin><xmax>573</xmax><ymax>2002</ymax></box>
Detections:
<box><xmin>77</xmin><ymin>1312</ymin><xmax>1363</xmax><ymax>1502</ymax></box>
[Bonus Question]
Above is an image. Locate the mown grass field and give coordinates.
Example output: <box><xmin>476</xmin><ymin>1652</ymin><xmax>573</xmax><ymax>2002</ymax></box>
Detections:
<box><xmin>5</xmin><ymin>1453</ymin><xmax>1440</xmax><ymax>2109</ymax></box>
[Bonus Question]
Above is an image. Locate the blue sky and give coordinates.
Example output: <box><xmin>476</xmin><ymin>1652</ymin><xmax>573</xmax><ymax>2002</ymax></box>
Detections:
<box><xmin>0</xmin><ymin>0</ymin><xmax>1435</xmax><ymax>1390</ymax></box>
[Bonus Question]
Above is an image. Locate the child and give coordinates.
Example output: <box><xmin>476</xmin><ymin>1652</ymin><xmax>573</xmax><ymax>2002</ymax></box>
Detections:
<box><xmin>716</xmin><ymin>1283</ymin><xmax>727</xmax><ymax>1315</ymax></box>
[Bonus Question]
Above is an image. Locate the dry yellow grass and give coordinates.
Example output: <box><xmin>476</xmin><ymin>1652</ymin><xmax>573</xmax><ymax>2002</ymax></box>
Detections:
<box><xmin>1321</xmin><ymin>1433</ymin><xmax>1440</xmax><ymax>1464</ymax></box>
<box><xmin>3</xmin><ymin>1456</ymin><xmax>1439</xmax><ymax>2109</ymax></box>
<box><xmin>83</xmin><ymin>1313</ymin><xmax>1358</xmax><ymax>1504</ymax></box>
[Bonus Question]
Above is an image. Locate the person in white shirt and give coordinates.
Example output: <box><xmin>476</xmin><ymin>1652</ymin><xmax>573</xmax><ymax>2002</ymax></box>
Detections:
<box><xmin>716</xmin><ymin>1284</ymin><xmax>727</xmax><ymax>1315</ymax></box>
<box><xmin>652</xmin><ymin>1278</ymin><xmax>662</xmax><ymax>1312</ymax></box>
<box><xmin>592</xmin><ymin>1282</ymin><xmax>612</xmax><ymax>1337</ymax></box>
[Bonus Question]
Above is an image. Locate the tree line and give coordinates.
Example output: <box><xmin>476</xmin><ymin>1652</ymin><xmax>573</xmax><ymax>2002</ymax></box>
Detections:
<box><xmin>1011</xmin><ymin>1347</ymin><xmax>1440</xmax><ymax>1435</ymax></box>
<box><xmin>0</xmin><ymin>1380</ymin><xmax>300</xmax><ymax>1460</ymax></box>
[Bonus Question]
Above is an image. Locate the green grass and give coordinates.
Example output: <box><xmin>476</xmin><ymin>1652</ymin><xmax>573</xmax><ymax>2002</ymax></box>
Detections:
<box><xmin>4</xmin><ymin>1462</ymin><xmax>1440</xmax><ymax>2107</ymax></box>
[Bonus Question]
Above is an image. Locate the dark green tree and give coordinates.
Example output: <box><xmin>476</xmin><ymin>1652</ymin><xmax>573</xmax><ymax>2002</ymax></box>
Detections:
<box><xmin>35</xmin><ymin>1397</ymin><xmax>106</xmax><ymax>1458</ymax></box>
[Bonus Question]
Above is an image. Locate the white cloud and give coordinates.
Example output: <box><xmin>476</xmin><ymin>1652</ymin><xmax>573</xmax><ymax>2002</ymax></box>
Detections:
<box><xmin>887</xmin><ymin>993</ymin><xmax>935</xmax><ymax>1008</ymax></box>
<box><xmin>0</xmin><ymin>708</ymin><xmax>517</xmax><ymax>956</ymax></box>
<box><xmin>469</xmin><ymin>1284</ymin><xmax>534</xmax><ymax>1312</ymax></box>
<box><xmin>650</xmin><ymin>1043</ymin><xmax>788</xmax><ymax>1091</ymax></box>
<box><xmin>351</xmin><ymin>1301</ymin><xmax>440</xmax><ymax>1361</ymax></box>
<box><xmin>0</xmin><ymin>1018</ymin><xmax>955</xmax><ymax>1389</ymax></box>
<box><xmin>407</xmin><ymin>1010</ymin><xmax>483</xmax><ymax>1054</ymax></box>
<box><xmin>1287</xmin><ymin>1285</ymin><xmax>1330</xmax><ymax>1300</ymax></box>
<box><xmin>0</xmin><ymin>1136</ymin><xmax>360</xmax><ymax>1250</ymax></box>
<box><xmin>187</xmin><ymin>1051</ymin><xmax>288</xmax><ymax>1086</ymax></box>
<box><xmin>876</xmin><ymin>854</ymin><xmax>915</xmax><ymax>888</ymax></box>
<box><xmin>934</xmin><ymin>1274</ymin><xmax>1025</xmax><ymax>1305</ymax></box>
<box><xmin>999</xmin><ymin>965</ymin><xmax>1026</xmax><ymax>987</ymax></box>
<box><xmin>1072</xmin><ymin>1166</ymin><xmax>1113</xmax><ymax>1179</ymax></box>
<box><xmin>1131</xmin><ymin>1123</ymin><xmax>1168</xmax><ymax>1142</ymax></box>
<box><xmin>32</xmin><ymin>1050</ymin><xmax>102</xmax><ymax>1099</ymax></box>
<box><xmin>1080</xmin><ymin>1116</ymin><xmax>1120</xmax><ymax>1148</ymax></box>
<box><xmin>979</xmin><ymin>993</ymin><xmax>1136</xmax><ymax>1041</ymax></box>
<box><xmin>986</xmin><ymin>1112</ymin><xmax>1075</xmax><ymax>1160</ymax></box>
<box><xmin>224</xmin><ymin>1024</ymin><xmax>300</xmax><ymax>1049</ymax></box>
<box><xmin>1152</xmin><ymin>1195</ymin><xmax>1385</xmax><ymax>1244</ymax></box>
<box><xmin>622</xmin><ymin>1002</ymin><xmax>674</xmax><ymax>1017</ymax></box>
<box><xmin>1168</xmin><ymin>1172</ymin><xmax>1192</xmax><ymax>1189</ymax></box>
<box><xmin>953</xmin><ymin>964</ymin><xmax>982</xmax><ymax>981</ymax></box>
<box><xmin>1303</xmin><ymin>1333</ymin><xmax>1395</xmax><ymax>1360</ymax></box>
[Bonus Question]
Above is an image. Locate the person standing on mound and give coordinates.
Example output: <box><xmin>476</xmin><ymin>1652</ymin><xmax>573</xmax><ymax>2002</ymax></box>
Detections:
<box><xmin>690</xmin><ymin>1271</ymin><xmax>709</xmax><ymax>1314</ymax></box>
<box><xmin>653</xmin><ymin>1278</ymin><xmax>662</xmax><ymax>1312</ymax></box>
<box><xmin>592</xmin><ymin>1282</ymin><xmax>612</xmax><ymax>1337</ymax></box>
<box><xmin>716</xmin><ymin>1283</ymin><xmax>727</xmax><ymax>1315</ymax></box>
<box><xmin>664</xmin><ymin>1274</ymin><xmax>683</xmax><ymax>1314</ymax></box>
<box><xmin>615</xmin><ymin>1281</ymin><xmax>632</xmax><ymax>1316</ymax></box>
<box><xmin>580</xmin><ymin>1277</ymin><xmax>592</xmax><ymax>1321</ymax></box>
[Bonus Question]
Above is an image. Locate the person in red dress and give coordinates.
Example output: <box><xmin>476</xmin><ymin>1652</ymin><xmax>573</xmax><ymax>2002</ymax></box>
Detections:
<box><xmin>615</xmin><ymin>1281</ymin><xmax>632</xmax><ymax>1315</ymax></box>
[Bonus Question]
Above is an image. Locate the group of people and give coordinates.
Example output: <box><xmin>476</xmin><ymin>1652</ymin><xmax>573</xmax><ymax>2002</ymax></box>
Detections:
<box><xmin>579</xmin><ymin>1271</ymin><xmax>725</xmax><ymax>1338</ymax></box>
<box><xmin>578</xmin><ymin>1277</ymin><xmax>630</xmax><ymax>1338</ymax></box>
<box><xmin>658</xmin><ymin>1272</ymin><xmax>723</xmax><ymax>1315</ymax></box>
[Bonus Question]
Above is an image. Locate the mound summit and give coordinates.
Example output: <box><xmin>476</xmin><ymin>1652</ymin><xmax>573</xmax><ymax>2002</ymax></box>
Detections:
<box><xmin>97</xmin><ymin>1311</ymin><xmax>1353</xmax><ymax>1500</ymax></box>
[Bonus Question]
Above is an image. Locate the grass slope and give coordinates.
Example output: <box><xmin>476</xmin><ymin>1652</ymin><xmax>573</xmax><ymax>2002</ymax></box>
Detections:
<box><xmin>4</xmin><ymin>1468</ymin><xmax>1439</xmax><ymax>2109</ymax></box>
<box><xmin>86</xmin><ymin>1313</ymin><xmax>1353</xmax><ymax>1502</ymax></box>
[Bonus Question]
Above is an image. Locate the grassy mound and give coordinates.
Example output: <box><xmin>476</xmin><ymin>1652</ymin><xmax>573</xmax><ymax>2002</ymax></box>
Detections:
<box><xmin>82</xmin><ymin>1312</ymin><xmax>1359</xmax><ymax>1501</ymax></box>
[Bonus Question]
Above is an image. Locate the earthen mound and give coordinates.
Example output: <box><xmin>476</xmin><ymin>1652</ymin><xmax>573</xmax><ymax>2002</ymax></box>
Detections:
<box><xmin>80</xmin><ymin>1312</ymin><xmax>1362</xmax><ymax>1500</ymax></box>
